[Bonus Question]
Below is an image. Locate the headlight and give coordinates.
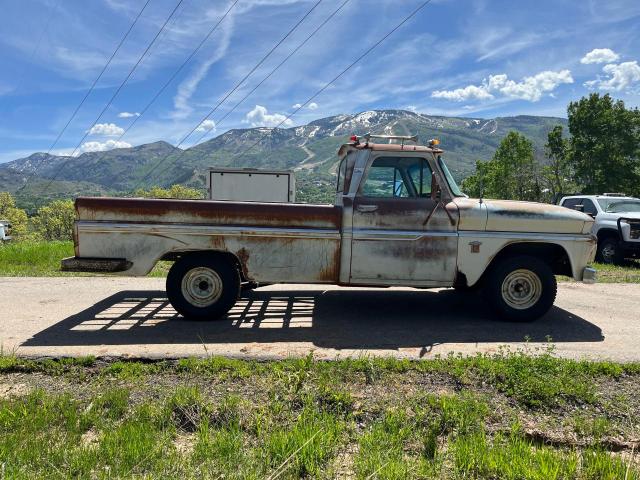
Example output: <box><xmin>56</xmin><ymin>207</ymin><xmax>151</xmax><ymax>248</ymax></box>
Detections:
<box><xmin>582</xmin><ymin>220</ymin><xmax>595</xmax><ymax>234</ymax></box>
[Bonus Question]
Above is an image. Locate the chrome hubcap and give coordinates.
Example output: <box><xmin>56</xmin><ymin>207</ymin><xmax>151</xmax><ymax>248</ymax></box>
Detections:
<box><xmin>181</xmin><ymin>267</ymin><xmax>223</xmax><ymax>307</ymax></box>
<box><xmin>501</xmin><ymin>269</ymin><xmax>542</xmax><ymax>310</ymax></box>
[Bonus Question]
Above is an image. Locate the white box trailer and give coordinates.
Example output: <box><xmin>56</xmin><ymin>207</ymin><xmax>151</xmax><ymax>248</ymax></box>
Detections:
<box><xmin>206</xmin><ymin>168</ymin><xmax>295</xmax><ymax>203</ymax></box>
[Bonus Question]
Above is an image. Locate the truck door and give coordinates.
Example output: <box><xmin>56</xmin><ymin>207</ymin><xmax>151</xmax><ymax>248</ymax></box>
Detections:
<box><xmin>349</xmin><ymin>155</ymin><xmax>458</xmax><ymax>285</ymax></box>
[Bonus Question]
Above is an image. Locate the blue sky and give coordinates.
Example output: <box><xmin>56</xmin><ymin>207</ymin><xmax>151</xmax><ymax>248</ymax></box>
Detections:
<box><xmin>1</xmin><ymin>0</ymin><xmax>639</xmax><ymax>163</ymax></box>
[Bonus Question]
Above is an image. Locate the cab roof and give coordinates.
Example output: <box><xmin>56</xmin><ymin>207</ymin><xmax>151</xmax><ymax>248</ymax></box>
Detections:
<box><xmin>338</xmin><ymin>142</ymin><xmax>443</xmax><ymax>158</ymax></box>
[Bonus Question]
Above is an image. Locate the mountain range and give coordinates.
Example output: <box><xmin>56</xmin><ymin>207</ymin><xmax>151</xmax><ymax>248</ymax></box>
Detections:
<box><xmin>0</xmin><ymin>109</ymin><xmax>567</xmax><ymax>208</ymax></box>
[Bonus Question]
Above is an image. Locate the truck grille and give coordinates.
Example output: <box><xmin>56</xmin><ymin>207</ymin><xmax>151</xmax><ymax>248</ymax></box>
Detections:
<box><xmin>629</xmin><ymin>220</ymin><xmax>640</xmax><ymax>240</ymax></box>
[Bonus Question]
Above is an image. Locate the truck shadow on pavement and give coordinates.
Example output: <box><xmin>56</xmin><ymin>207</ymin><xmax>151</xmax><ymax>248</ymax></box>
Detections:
<box><xmin>23</xmin><ymin>287</ymin><xmax>604</xmax><ymax>353</ymax></box>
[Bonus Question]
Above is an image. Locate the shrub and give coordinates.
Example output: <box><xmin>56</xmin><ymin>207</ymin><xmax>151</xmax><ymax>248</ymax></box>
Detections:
<box><xmin>0</xmin><ymin>191</ymin><xmax>28</xmax><ymax>237</ymax></box>
<box><xmin>32</xmin><ymin>199</ymin><xmax>75</xmax><ymax>240</ymax></box>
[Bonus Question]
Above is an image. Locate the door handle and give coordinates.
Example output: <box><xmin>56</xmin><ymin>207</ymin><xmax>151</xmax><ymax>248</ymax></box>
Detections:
<box><xmin>357</xmin><ymin>204</ymin><xmax>378</xmax><ymax>213</ymax></box>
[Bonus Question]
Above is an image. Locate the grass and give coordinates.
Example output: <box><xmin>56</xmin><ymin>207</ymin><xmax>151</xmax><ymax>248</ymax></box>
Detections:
<box><xmin>0</xmin><ymin>240</ymin><xmax>169</xmax><ymax>277</ymax></box>
<box><xmin>590</xmin><ymin>260</ymin><xmax>640</xmax><ymax>283</ymax></box>
<box><xmin>0</xmin><ymin>350</ymin><xmax>639</xmax><ymax>478</ymax></box>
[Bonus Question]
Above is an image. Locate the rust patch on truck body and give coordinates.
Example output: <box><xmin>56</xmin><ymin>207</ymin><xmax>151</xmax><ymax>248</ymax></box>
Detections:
<box><xmin>76</xmin><ymin>197</ymin><xmax>342</xmax><ymax>230</ymax></box>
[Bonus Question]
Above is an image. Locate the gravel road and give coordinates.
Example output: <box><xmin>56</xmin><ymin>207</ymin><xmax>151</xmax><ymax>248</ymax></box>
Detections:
<box><xmin>2</xmin><ymin>277</ymin><xmax>639</xmax><ymax>361</ymax></box>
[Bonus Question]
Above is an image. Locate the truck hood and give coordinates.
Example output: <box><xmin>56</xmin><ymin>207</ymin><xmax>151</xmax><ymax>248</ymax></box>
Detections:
<box><xmin>599</xmin><ymin>211</ymin><xmax>640</xmax><ymax>221</ymax></box>
<box><xmin>454</xmin><ymin>198</ymin><xmax>594</xmax><ymax>234</ymax></box>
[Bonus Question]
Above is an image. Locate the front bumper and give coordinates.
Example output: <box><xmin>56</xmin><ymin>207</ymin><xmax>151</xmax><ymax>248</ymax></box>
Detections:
<box><xmin>582</xmin><ymin>267</ymin><xmax>597</xmax><ymax>284</ymax></box>
<box><xmin>61</xmin><ymin>256</ymin><xmax>132</xmax><ymax>273</ymax></box>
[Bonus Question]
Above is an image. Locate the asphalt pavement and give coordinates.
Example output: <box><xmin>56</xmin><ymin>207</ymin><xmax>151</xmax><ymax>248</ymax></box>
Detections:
<box><xmin>1</xmin><ymin>277</ymin><xmax>639</xmax><ymax>361</ymax></box>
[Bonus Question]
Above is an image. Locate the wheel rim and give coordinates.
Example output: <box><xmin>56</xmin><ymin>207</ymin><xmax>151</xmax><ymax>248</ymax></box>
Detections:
<box><xmin>601</xmin><ymin>243</ymin><xmax>616</xmax><ymax>263</ymax></box>
<box><xmin>501</xmin><ymin>269</ymin><xmax>543</xmax><ymax>310</ymax></box>
<box><xmin>181</xmin><ymin>267</ymin><xmax>223</xmax><ymax>307</ymax></box>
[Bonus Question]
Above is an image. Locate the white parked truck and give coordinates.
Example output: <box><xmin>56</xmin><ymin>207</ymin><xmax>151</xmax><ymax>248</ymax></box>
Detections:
<box><xmin>559</xmin><ymin>194</ymin><xmax>640</xmax><ymax>264</ymax></box>
<box><xmin>207</xmin><ymin>168</ymin><xmax>295</xmax><ymax>203</ymax></box>
<box><xmin>62</xmin><ymin>135</ymin><xmax>597</xmax><ymax>322</ymax></box>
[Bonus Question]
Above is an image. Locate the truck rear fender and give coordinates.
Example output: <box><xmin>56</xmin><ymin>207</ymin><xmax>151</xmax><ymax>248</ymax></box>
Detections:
<box><xmin>160</xmin><ymin>249</ymin><xmax>249</xmax><ymax>281</ymax></box>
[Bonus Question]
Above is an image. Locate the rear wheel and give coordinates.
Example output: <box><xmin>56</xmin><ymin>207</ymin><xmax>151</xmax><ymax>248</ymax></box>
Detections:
<box><xmin>596</xmin><ymin>237</ymin><xmax>624</xmax><ymax>265</ymax></box>
<box><xmin>483</xmin><ymin>255</ymin><xmax>557</xmax><ymax>322</ymax></box>
<box><xmin>166</xmin><ymin>254</ymin><xmax>240</xmax><ymax>320</ymax></box>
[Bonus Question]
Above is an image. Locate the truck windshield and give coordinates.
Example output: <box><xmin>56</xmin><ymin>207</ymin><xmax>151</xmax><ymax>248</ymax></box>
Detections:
<box><xmin>597</xmin><ymin>199</ymin><xmax>640</xmax><ymax>213</ymax></box>
<box><xmin>437</xmin><ymin>156</ymin><xmax>464</xmax><ymax>197</ymax></box>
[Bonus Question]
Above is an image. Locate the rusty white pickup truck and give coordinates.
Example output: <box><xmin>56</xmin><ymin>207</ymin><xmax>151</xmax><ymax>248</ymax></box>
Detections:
<box><xmin>62</xmin><ymin>134</ymin><xmax>597</xmax><ymax>322</ymax></box>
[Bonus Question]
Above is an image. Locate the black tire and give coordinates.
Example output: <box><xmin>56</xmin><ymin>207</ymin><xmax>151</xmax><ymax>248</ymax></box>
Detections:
<box><xmin>166</xmin><ymin>254</ymin><xmax>240</xmax><ymax>320</ymax></box>
<box><xmin>483</xmin><ymin>255</ymin><xmax>557</xmax><ymax>322</ymax></box>
<box><xmin>596</xmin><ymin>237</ymin><xmax>624</xmax><ymax>265</ymax></box>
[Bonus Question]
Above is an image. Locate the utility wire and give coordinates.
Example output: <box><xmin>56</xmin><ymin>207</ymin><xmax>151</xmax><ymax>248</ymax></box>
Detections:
<box><xmin>190</xmin><ymin>0</ymin><xmax>351</xmax><ymax>148</ymax></box>
<box><xmin>226</xmin><ymin>0</ymin><xmax>434</xmax><ymax>165</ymax></box>
<box><xmin>41</xmin><ymin>0</ymin><xmax>184</xmax><ymax>194</ymax></box>
<box><xmin>136</xmin><ymin>0</ymin><xmax>432</xmax><ymax>190</ymax></box>
<box><xmin>129</xmin><ymin>0</ymin><xmax>324</xmax><ymax>193</ymax></box>
<box><xmin>147</xmin><ymin>0</ymin><xmax>352</xmax><ymax>185</ymax></box>
<box><xmin>17</xmin><ymin>0</ymin><xmax>152</xmax><ymax>194</ymax></box>
<box><xmin>89</xmin><ymin>0</ymin><xmax>239</xmax><ymax>170</ymax></box>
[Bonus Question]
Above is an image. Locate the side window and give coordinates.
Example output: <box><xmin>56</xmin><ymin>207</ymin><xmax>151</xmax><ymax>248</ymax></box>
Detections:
<box><xmin>582</xmin><ymin>199</ymin><xmax>598</xmax><ymax>216</ymax></box>
<box><xmin>361</xmin><ymin>164</ymin><xmax>410</xmax><ymax>198</ymax></box>
<box><xmin>407</xmin><ymin>160</ymin><xmax>433</xmax><ymax>197</ymax></box>
<box><xmin>360</xmin><ymin>157</ymin><xmax>430</xmax><ymax>198</ymax></box>
<box><xmin>562</xmin><ymin>198</ymin><xmax>581</xmax><ymax>210</ymax></box>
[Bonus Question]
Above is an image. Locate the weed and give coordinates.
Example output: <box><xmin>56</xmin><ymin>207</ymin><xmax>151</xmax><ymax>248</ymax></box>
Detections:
<box><xmin>262</xmin><ymin>407</ymin><xmax>344</xmax><ymax>478</ymax></box>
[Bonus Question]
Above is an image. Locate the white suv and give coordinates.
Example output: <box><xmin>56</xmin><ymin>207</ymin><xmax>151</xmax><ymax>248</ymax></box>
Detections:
<box><xmin>559</xmin><ymin>194</ymin><xmax>640</xmax><ymax>264</ymax></box>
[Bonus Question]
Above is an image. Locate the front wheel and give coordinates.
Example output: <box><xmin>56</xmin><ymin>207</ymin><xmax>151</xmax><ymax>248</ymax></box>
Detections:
<box><xmin>596</xmin><ymin>237</ymin><xmax>623</xmax><ymax>265</ymax></box>
<box><xmin>166</xmin><ymin>254</ymin><xmax>240</xmax><ymax>320</ymax></box>
<box><xmin>483</xmin><ymin>255</ymin><xmax>557</xmax><ymax>322</ymax></box>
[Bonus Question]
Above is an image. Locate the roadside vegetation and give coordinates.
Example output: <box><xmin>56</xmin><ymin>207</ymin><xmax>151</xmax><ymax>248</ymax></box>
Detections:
<box><xmin>0</xmin><ymin>348</ymin><xmax>639</xmax><ymax>478</ymax></box>
<box><xmin>462</xmin><ymin>93</ymin><xmax>640</xmax><ymax>202</ymax></box>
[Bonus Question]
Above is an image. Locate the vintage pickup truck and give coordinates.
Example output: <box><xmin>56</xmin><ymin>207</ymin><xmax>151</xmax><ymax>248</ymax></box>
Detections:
<box><xmin>62</xmin><ymin>135</ymin><xmax>597</xmax><ymax>322</ymax></box>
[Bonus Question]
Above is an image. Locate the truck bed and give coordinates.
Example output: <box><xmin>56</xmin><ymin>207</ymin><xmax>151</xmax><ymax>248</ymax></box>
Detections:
<box><xmin>69</xmin><ymin>197</ymin><xmax>343</xmax><ymax>282</ymax></box>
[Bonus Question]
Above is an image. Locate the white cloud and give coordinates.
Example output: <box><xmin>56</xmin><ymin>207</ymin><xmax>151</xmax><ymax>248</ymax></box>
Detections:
<box><xmin>80</xmin><ymin>140</ymin><xmax>131</xmax><ymax>153</ymax></box>
<box><xmin>292</xmin><ymin>103</ymin><xmax>302</xmax><ymax>109</ymax></box>
<box><xmin>87</xmin><ymin>123</ymin><xmax>124</xmax><ymax>136</ymax></box>
<box><xmin>245</xmin><ymin>105</ymin><xmax>292</xmax><ymax>128</ymax></box>
<box><xmin>308</xmin><ymin>102</ymin><xmax>318</xmax><ymax>110</ymax></box>
<box><xmin>195</xmin><ymin>119</ymin><xmax>216</xmax><ymax>133</ymax></box>
<box><xmin>117</xmin><ymin>111</ymin><xmax>140</xmax><ymax>118</ymax></box>
<box><xmin>580</xmin><ymin>48</ymin><xmax>620</xmax><ymax>65</ymax></box>
<box><xmin>404</xmin><ymin>105</ymin><xmax>418</xmax><ymax>112</ymax></box>
<box><xmin>432</xmin><ymin>84</ymin><xmax>494</xmax><ymax>102</ymax></box>
<box><xmin>172</xmin><ymin>20</ymin><xmax>233</xmax><ymax>119</ymax></box>
<box><xmin>431</xmin><ymin>70</ymin><xmax>573</xmax><ymax>103</ymax></box>
<box><xmin>595</xmin><ymin>61</ymin><xmax>640</xmax><ymax>91</ymax></box>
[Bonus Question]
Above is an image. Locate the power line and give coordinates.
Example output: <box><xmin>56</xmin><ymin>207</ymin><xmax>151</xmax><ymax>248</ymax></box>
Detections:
<box><xmin>226</xmin><ymin>0</ymin><xmax>434</xmax><ymax>165</ymax></box>
<box><xmin>147</xmin><ymin>0</ymin><xmax>352</xmax><ymax>185</ymax></box>
<box><xmin>136</xmin><ymin>0</ymin><xmax>432</xmax><ymax>191</ymax></box>
<box><xmin>89</xmin><ymin>0</ymin><xmax>239</xmax><ymax>170</ymax></box>
<box><xmin>41</xmin><ymin>0</ymin><xmax>185</xmax><ymax>194</ymax></box>
<box><xmin>129</xmin><ymin>0</ymin><xmax>324</xmax><ymax>192</ymax></box>
<box><xmin>17</xmin><ymin>0</ymin><xmax>152</xmax><ymax>193</ymax></box>
<box><xmin>190</xmin><ymin>0</ymin><xmax>351</xmax><ymax>147</ymax></box>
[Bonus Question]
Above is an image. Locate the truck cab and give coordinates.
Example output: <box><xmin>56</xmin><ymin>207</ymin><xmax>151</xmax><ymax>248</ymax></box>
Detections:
<box><xmin>63</xmin><ymin>135</ymin><xmax>598</xmax><ymax>322</ymax></box>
